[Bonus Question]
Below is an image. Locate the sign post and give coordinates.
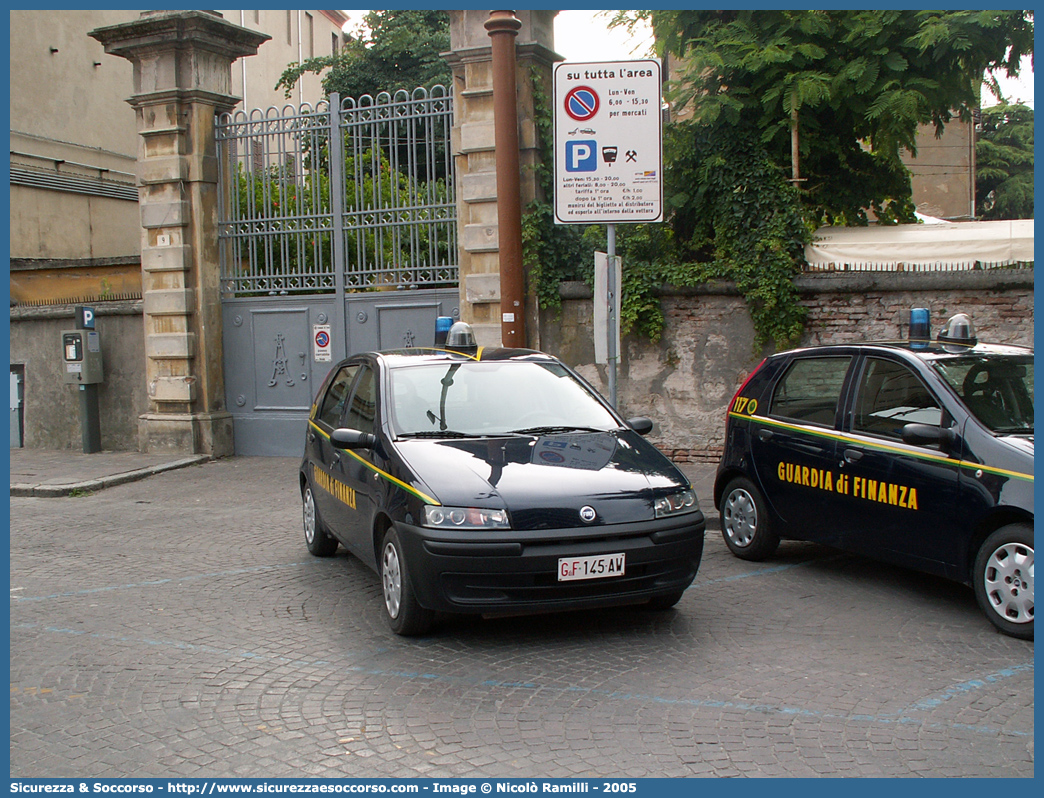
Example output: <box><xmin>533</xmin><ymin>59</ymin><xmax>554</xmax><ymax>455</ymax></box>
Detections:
<box><xmin>554</xmin><ymin>60</ymin><xmax>663</xmax><ymax>406</ymax></box>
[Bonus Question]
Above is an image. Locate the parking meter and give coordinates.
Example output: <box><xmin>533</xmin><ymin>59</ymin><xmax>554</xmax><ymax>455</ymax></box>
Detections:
<box><xmin>61</xmin><ymin>330</ymin><xmax>104</xmax><ymax>384</ymax></box>
<box><xmin>63</xmin><ymin>305</ymin><xmax>103</xmax><ymax>452</ymax></box>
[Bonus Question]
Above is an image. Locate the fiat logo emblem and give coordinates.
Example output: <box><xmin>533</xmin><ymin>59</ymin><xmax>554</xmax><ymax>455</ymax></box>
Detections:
<box><xmin>579</xmin><ymin>506</ymin><xmax>597</xmax><ymax>523</ymax></box>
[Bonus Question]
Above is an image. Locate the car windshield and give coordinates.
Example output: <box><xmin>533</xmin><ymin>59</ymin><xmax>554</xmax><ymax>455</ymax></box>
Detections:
<box><xmin>932</xmin><ymin>354</ymin><xmax>1034</xmax><ymax>434</ymax></box>
<box><xmin>388</xmin><ymin>360</ymin><xmax>620</xmax><ymax>437</ymax></box>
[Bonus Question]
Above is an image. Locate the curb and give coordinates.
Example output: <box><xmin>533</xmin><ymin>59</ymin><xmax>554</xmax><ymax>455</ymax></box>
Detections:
<box><xmin>10</xmin><ymin>455</ymin><xmax>211</xmax><ymax>498</ymax></box>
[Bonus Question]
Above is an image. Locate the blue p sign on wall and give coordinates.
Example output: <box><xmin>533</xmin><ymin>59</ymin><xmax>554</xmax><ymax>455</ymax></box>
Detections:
<box><xmin>75</xmin><ymin>305</ymin><xmax>96</xmax><ymax>330</ymax></box>
<box><xmin>566</xmin><ymin>140</ymin><xmax>598</xmax><ymax>172</ymax></box>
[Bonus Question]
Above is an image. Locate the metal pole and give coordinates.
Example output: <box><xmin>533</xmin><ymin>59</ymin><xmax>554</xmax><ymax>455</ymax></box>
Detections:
<box><xmin>328</xmin><ymin>93</ymin><xmax>348</xmax><ymax>362</ymax></box>
<box><xmin>485</xmin><ymin>10</ymin><xmax>526</xmax><ymax>348</ymax></box>
<box><xmin>607</xmin><ymin>223</ymin><xmax>617</xmax><ymax>408</ymax></box>
<box><xmin>79</xmin><ymin>384</ymin><xmax>101</xmax><ymax>454</ymax></box>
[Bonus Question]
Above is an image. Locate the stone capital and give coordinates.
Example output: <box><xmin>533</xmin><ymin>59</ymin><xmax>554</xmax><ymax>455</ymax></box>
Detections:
<box><xmin>89</xmin><ymin>11</ymin><xmax>270</xmax><ymax>106</ymax></box>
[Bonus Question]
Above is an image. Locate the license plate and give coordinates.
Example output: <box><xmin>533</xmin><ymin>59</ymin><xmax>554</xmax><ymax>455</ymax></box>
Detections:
<box><xmin>558</xmin><ymin>553</ymin><xmax>625</xmax><ymax>581</ymax></box>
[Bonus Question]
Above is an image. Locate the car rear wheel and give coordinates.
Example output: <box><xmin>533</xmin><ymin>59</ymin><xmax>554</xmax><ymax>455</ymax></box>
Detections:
<box><xmin>973</xmin><ymin>524</ymin><xmax>1033</xmax><ymax>640</ymax></box>
<box><xmin>302</xmin><ymin>485</ymin><xmax>338</xmax><ymax>557</ymax></box>
<box><xmin>380</xmin><ymin>527</ymin><xmax>434</xmax><ymax>636</ymax></box>
<box><xmin>720</xmin><ymin>477</ymin><xmax>780</xmax><ymax>561</ymax></box>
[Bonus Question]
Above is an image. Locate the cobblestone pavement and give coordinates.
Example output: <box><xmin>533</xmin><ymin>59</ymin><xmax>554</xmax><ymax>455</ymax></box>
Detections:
<box><xmin>10</xmin><ymin>457</ymin><xmax>1034</xmax><ymax>778</ymax></box>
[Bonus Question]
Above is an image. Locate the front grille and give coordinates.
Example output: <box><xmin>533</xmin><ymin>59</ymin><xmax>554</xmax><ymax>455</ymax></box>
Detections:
<box><xmin>440</xmin><ymin>560</ymin><xmax>697</xmax><ymax>605</ymax></box>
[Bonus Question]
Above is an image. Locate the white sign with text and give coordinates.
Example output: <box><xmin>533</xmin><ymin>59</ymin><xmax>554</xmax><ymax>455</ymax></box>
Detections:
<box><xmin>554</xmin><ymin>60</ymin><xmax>663</xmax><ymax>224</ymax></box>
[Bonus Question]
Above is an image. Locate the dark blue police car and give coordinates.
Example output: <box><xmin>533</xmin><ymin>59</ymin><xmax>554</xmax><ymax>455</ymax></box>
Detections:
<box><xmin>301</xmin><ymin>323</ymin><xmax>705</xmax><ymax>635</ymax></box>
<box><xmin>715</xmin><ymin>312</ymin><xmax>1033</xmax><ymax>639</ymax></box>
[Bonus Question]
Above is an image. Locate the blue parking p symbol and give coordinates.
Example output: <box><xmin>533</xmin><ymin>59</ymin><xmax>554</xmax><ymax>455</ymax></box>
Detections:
<box><xmin>566</xmin><ymin>140</ymin><xmax>598</xmax><ymax>172</ymax></box>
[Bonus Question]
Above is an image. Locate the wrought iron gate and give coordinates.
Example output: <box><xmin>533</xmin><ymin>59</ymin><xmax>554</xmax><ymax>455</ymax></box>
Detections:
<box><xmin>216</xmin><ymin>88</ymin><xmax>459</xmax><ymax>456</ymax></box>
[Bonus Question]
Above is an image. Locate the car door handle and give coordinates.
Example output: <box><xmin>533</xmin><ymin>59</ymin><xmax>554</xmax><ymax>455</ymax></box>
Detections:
<box><xmin>843</xmin><ymin>448</ymin><xmax>864</xmax><ymax>463</ymax></box>
<box><xmin>755</xmin><ymin>428</ymin><xmax>774</xmax><ymax>442</ymax></box>
<box><xmin>308</xmin><ymin>432</ymin><xmax>316</xmax><ymax>443</ymax></box>
<box><xmin>331</xmin><ymin>453</ymin><xmax>341</xmax><ymax>466</ymax></box>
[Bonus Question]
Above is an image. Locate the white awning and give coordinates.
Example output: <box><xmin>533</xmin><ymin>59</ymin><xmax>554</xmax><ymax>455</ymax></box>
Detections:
<box><xmin>805</xmin><ymin>219</ymin><xmax>1034</xmax><ymax>271</ymax></box>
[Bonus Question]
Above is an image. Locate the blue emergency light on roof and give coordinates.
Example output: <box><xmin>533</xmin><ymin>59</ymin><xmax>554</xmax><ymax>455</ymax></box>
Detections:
<box><xmin>434</xmin><ymin>316</ymin><xmax>453</xmax><ymax>347</ymax></box>
<box><xmin>445</xmin><ymin>321</ymin><xmax>478</xmax><ymax>355</ymax></box>
<box><xmin>937</xmin><ymin>313</ymin><xmax>978</xmax><ymax>352</ymax></box>
<box><xmin>909</xmin><ymin>308</ymin><xmax>931</xmax><ymax>349</ymax></box>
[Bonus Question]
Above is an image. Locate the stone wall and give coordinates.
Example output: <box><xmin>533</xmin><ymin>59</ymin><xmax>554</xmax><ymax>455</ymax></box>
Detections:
<box><xmin>10</xmin><ymin>270</ymin><xmax>1032</xmax><ymax>455</ymax></box>
<box><xmin>541</xmin><ymin>269</ymin><xmax>1034</xmax><ymax>463</ymax></box>
<box><xmin>10</xmin><ymin>301</ymin><xmax>147</xmax><ymax>451</ymax></box>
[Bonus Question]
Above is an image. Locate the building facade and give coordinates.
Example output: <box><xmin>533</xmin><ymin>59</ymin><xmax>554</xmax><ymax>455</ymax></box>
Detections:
<box><xmin>9</xmin><ymin>10</ymin><xmax>347</xmax><ymax>449</ymax></box>
<box><xmin>9</xmin><ymin>9</ymin><xmax>347</xmax><ymax>308</ymax></box>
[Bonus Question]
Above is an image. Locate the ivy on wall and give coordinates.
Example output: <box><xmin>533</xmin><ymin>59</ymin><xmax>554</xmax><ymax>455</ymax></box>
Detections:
<box><xmin>522</xmin><ymin>70</ymin><xmax>813</xmax><ymax>351</ymax></box>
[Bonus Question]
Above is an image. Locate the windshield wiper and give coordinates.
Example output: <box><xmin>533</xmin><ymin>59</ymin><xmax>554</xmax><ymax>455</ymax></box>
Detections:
<box><xmin>508</xmin><ymin>425</ymin><xmax>604</xmax><ymax>435</ymax></box>
<box><xmin>397</xmin><ymin>430</ymin><xmax>476</xmax><ymax>439</ymax></box>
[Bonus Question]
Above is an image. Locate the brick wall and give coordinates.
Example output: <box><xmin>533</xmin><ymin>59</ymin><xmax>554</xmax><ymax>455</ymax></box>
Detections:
<box><xmin>541</xmin><ymin>269</ymin><xmax>1033</xmax><ymax>464</ymax></box>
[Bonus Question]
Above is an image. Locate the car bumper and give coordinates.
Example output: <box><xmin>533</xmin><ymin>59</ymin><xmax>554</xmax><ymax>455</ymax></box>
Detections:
<box><xmin>394</xmin><ymin>512</ymin><xmax>705</xmax><ymax>614</ymax></box>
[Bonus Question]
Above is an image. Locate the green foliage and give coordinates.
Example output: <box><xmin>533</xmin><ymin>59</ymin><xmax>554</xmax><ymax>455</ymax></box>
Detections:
<box><xmin>276</xmin><ymin>10</ymin><xmax>451</xmax><ymax>100</ymax></box>
<box><xmin>644</xmin><ymin>9</ymin><xmax>1032</xmax><ymax>225</ymax></box>
<box><xmin>976</xmin><ymin>102</ymin><xmax>1034</xmax><ymax>220</ymax></box>
<box><xmin>555</xmin><ymin>9</ymin><xmax>1035</xmax><ymax>347</ymax></box>
<box><xmin>233</xmin><ymin>146</ymin><xmax>451</xmax><ymax>290</ymax></box>
<box><xmin>669</xmin><ymin>124</ymin><xmax>811</xmax><ymax>348</ymax></box>
<box><xmin>598</xmin><ymin>124</ymin><xmax>810</xmax><ymax>348</ymax></box>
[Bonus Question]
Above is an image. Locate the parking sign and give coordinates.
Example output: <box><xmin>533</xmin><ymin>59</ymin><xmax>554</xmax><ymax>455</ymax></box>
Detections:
<box><xmin>554</xmin><ymin>60</ymin><xmax>663</xmax><ymax>224</ymax></box>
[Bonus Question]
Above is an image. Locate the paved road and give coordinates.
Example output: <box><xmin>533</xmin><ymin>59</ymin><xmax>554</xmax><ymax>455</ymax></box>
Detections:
<box><xmin>10</xmin><ymin>457</ymin><xmax>1034</xmax><ymax>778</ymax></box>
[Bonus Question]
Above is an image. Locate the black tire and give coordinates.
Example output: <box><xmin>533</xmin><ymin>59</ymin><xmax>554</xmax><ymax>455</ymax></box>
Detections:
<box><xmin>973</xmin><ymin>523</ymin><xmax>1034</xmax><ymax>640</ymax></box>
<box><xmin>646</xmin><ymin>590</ymin><xmax>686</xmax><ymax>610</ymax></box>
<box><xmin>302</xmin><ymin>484</ymin><xmax>338</xmax><ymax>557</ymax></box>
<box><xmin>719</xmin><ymin>476</ymin><xmax>780</xmax><ymax>561</ymax></box>
<box><xmin>379</xmin><ymin>526</ymin><xmax>434</xmax><ymax>636</ymax></box>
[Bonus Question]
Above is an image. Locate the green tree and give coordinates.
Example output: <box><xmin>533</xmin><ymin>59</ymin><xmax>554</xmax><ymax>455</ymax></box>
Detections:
<box><xmin>976</xmin><ymin>102</ymin><xmax>1034</xmax><ymax>220</ymax></box>
<box><xmin>277</xmin><ymin>10</ymin><xmax>451</xmax><ymax>99</ymax></box>
<box><xmin>577</xmin><ymin>10</ymin><xmax>1033</xmax><ymax>347</ymax></box>
<box><xmin>646</xmin><ymin>9</ymin><xmax>1033</xmax><ymax>225</ymax></box>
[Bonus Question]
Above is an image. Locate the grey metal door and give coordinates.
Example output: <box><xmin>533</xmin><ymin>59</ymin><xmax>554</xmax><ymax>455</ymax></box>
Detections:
<box><xmin>221</xmin><ymin>290</ymin><xmax>459</xmax><ymax>456</ymax></box>
<box><xmin>216</xmin><ymin>88</ymin><xmax>458</xmax><ymax>456</ymax></box>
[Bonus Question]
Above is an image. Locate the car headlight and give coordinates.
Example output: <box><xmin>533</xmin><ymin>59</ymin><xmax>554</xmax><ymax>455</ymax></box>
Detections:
<box><xmin>423</xmin><ymin>505</ymin><xmax>510</xmax><ymax>530</ymax></box>
<box><xmin>654</xmin><ymin>489</ymin><xmax>699</xmax><ymax>518</ymax></box>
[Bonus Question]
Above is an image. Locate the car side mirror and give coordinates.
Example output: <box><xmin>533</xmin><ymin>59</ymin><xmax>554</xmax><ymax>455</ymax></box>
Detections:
<box><xmin>331</xmin><ymin>428</ymin><xmax>377</xmax><ymax>450</ymax></box>
<box><xmin>627</xmin><ymin>417</ymin><xmax>654</xmax><ymax>436</ymax></box>
<box><xmin>901</xmin><ymin>423</ymin><xmax>955</xmax><ymax>451</ymax></box>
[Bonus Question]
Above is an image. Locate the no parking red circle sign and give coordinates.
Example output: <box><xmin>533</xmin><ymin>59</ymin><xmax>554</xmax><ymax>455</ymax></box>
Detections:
<box><xmin>564</xmin><ymin>86</ymin><xmax>599</xmax><ymax>121</ymax></box>
<box><xmin>313</xmin><ymin>325</ymin><xmax>332</xmax><ymax>362</ymax></box>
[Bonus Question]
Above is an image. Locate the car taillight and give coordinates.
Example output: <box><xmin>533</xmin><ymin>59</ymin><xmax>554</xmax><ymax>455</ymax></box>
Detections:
<box><xmin>726</xmin><ymin>359</ymin><xmax>766</xmax><ymax>422</ymax></box>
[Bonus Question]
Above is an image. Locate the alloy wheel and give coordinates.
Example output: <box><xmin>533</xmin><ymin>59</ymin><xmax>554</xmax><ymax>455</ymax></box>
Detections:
<box><xmin>983</xmin><ymin>541</ymin><xmax>1034</xmax><ymax>624</ymax></box>
<box><xmin>723</xmin><ymin>488</ymin><xmax>758</xmax><ymax>548</ymax></box>
<box><xmin>382</xmin><ymin>542</ymin><xmax>403</xmax><ymax>619</ymax></box>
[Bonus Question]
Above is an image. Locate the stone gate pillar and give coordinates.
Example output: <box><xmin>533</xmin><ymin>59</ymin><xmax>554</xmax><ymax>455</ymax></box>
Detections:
<box><xmin>89</xmin><ymin>11</ymin><xmax>269</xmax><ymax>455</ymax></box>
<box><xmin>444</xmin><ymin>10</ymin><xmax>560</xmax><ymax>349</ymax></box>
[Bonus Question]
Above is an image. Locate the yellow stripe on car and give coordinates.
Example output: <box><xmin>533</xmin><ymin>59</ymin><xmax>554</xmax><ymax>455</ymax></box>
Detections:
<box><xmin>308</xmin><ymin>420</ymin><xmax>441</xmax><ymax>505</ymax></box>
<box><xmin>728</xmin><ymin>411</ymin><xmax>1034</xmax><ymax>483</ymax></box>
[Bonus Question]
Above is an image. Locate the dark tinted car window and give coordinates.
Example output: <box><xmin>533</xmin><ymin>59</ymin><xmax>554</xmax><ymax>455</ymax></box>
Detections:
<box><xmin>933</xmin><ymin>355</ymin><xmax>1034</xmax><ymax>434</ymax></box>
<box><xmin>770</xmin><ymin>357</ymin><xmax>851</xmax><ymax>427</ymax></box>
<box><xmin>318</xmin><ymin>365</ymin><xmax>358</xmax><ymax>428</ymax></box>
<box><xmin>344</xmin><ymin>366</ymin><xmax>377</xmax><ymax>434</ymax></box>
<box><xmin>388</xmin><ymin>360</ymin><xmax>618</xmax><ymax>435</ymax></box>
<box><xmin>853</xmin><ymin>358</ymin><xmax>942</xmax><ymax>440</ymax></box>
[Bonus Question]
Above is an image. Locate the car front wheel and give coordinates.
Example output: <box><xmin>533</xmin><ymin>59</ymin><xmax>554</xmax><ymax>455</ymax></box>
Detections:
<box><xmin>720</xmin><ymin>477</ymin><xmax>780</xmax><ymax>561</ymax></box>
<box><xmin>380</xmin><ymin>526</ymin><xmax>434</xmax><ymax>636</ymax></box>
<box><xmin>974</xmin><ymin>523</ymin><xmax>1034</xmax><ymax>640</ymax></box>
<box><xmin>302</xmin><ymin>484</ymin><xmax>338</xmax><ymax>557</ymax></box>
